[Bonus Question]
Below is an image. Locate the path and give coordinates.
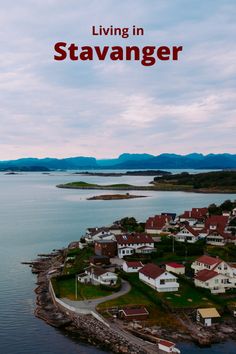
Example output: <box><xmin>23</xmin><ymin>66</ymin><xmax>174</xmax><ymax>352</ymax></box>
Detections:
<box><xmin>62</xmin><ymin>279</ymin><xmax>131</xmax><ymax>312</ymax></box>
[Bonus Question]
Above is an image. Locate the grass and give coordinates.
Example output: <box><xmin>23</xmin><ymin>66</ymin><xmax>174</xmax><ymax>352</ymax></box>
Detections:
<box><xmin>63</xmin><ymin>246</ymin><xmax>94</xmax><ymax>275</ymax></box>
<box><xmin>97</xmin><ymin>273</ymin><xmax>183</xmax><ymax>328</ymax></box>
<box><xmin>52</xmin><ymin>276</ymin><xmax>113</xmax><ymax>300</ymax></box>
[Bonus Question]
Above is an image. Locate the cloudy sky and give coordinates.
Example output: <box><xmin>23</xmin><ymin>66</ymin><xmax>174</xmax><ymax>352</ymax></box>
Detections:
<box><xmin>0</xmin><ymin>0</ymin><xmax>236</xmax><ymax>159</ymax></box>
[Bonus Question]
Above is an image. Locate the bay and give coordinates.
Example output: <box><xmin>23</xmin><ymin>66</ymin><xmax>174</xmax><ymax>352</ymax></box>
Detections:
<box><xmin>0</xmin><ymin>171</ymin><xmax>235</xmax><ymax>354</ymax></box>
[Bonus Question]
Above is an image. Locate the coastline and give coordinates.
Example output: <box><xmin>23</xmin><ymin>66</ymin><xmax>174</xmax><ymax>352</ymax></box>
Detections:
<box><xmin>26</xmin><ymin>246</ymin><xmax>236</xmax><ymax>354</ymax></box>
<box><xmin>57</xmin><ymin>183</ymin><xmax>236</xmax><ymax>194</ymax></box>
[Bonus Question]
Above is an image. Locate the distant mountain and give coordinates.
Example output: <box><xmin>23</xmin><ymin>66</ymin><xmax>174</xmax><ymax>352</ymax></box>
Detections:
<box><xmin>0</xmin><ymin>153</ymin><xmax>236</xmax><ymax>171</ymax></box>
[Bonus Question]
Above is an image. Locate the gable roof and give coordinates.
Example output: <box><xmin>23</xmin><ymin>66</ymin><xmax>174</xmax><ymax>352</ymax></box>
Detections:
<box><xmin>198</xmin><ymin>308</ymin><xmax>220</xmax><ymax>318</ymax></box>
<box><xmin>121</xmin><ymin>307</ymin><xmax>149</xmax><ymax>316</ymax></box>
<box><xmin>181</xmin><ymin>224</ymin><xmax>200</xmax><ymax>237</ymax></box>
<box><xmin>139</xmin><ymin>263</ymin><xmax>165</xmax><ymax>279</ymax></box>
<box><xmin>145</xmin><ymin>214</ymin><xmax>172</xmax><ymax>230</ymax></box>
<box><xmin>86</xmin><ymin>266</ymin><xmax>109</xmax><ymax>277</ymax></box>
<box><xmin>125</xmin><ymin>261</ymin><xmax>143</xmax><ymax>268</ymax></box>
<box><xmin>166</xmin><ymin>262</ymin><xmax>185</xmax><ymax>269</ymax></box>
<box><xmin>159</xmin><ymin>340</ymin><xmax>175</xmax><ymax>348</ymax></box>
<box><xmin>180</xmin><ymin>207</ymin><xmax>208</xmax><ymax>220</ymax></box>
<box><xmin>195</xmin><ymin>255</ymin><xmax>222</xmax><ymax>266</ymax></box>
<box><xmin>195</xmin><ymin>269</ymin><xmax>219</xmax><ymax>281</ymax></box>
<box><xmin>204</xmin><ymin>215</ymin><xmax>229</xmax><ymax>233</ymax></box>
<box><xmin>116</xmin><ymin>233</ymin><xmax>154</xmax><ymax>245</ymax></box>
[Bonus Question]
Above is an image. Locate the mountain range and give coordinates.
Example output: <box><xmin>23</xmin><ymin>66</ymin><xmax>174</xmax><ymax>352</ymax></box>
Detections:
<box><xmin>1</xmin><ymin>153</ymin><xmax>236</xmax><ymax>171</ymax></box>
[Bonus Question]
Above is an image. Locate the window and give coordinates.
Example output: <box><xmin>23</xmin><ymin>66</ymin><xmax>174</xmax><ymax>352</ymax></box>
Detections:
<box><xmin>160</xmin><ymin>279</ymin><xmax>165</xmax><ymax>285</ymax></box>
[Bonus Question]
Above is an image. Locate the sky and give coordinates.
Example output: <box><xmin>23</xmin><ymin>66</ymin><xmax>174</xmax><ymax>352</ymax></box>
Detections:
<box><xmin>0</xmin><ymin>0</ymin><xmax>236</xmax><ymax>160</ymax></box>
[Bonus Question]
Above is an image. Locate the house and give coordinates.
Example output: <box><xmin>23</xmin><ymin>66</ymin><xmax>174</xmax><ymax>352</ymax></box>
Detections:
<box><xmin>200</xmin><ymin>215</ymin><xmax>229</xmax><ymax>237</ymax></box>
<box><xmin>194</xmin><ymin>269</ymin><xmax>230</xmax><ymax>293</ymax></box>
<box><xmin>85</xmin><ymin>227</ymin><xmax>116</xmax><ymax>243</ymax></box>
<box><xmin>145</xmin><ymin>215</ymin><xmax>172</xmax><ymax>234</ymax></box>
<box><xmin>116</xmin><ymin>233</ymin><xmax>155</xmax><ymax>258</ymax></box>
<box><xmin>139</xmin><ymin>263</ymin><xmax>179</xmax><ymax>292</ymax></box>
<box><xmin>94</xmin><ymin>240</ymin><xmax>117</xmax><ymax>257</ymax></box>
<box><xmin>175</xmin><ymin>224</ymin><xmax>200</xmax><ymax>243</ymax></box>
<box><xmin>158</xmin><ymin>339</ymin><xmax>181</xmax><ymax>353</ymax></box>
<box><xmin>123</xmin><ymin>261</ymin><xmax>144</xmax><ymax>273</ymax></box>
<box><xmin>179</xmin><ymin>207</ymin><xmax>208</xmax><ymax>226</ymax></box>
<box><xmin>78</xmin><ymin>265</ymin><xmax>117</xmax><ymax>286</ymax></box>
<box><xmin>119</xmin><ymin>307</ymin><xmax>149</xmax><ymax>321</ymax></box>
<box><xmin>206</xmin><ymin>229</ymin><xmax>234</xmax><ymax>246</ymax></box>
<box><xmin>196</xmin><ymin>308</ymin><xmax>221</xmax><ymax>327</ymax></box>
<box><xmin>192</xmin><ymin>255</ymin><xmax>236</xmax><ymax>287</ymax></box>
<box><xmin>191</xmin><ymin>255</ymin><xmax>222</xmax><ymax>274</ymax></box>
<box><xmin>166</xmin><ymin>262</ymin><xmax>185</xmax><ymax>275</ymax></box>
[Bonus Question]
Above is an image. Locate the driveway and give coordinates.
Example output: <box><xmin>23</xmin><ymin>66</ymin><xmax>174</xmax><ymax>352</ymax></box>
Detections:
<box><xmin>62</xmin><ymin>279</ymin><xmax>131</xmax><ymax>312</ymax></box>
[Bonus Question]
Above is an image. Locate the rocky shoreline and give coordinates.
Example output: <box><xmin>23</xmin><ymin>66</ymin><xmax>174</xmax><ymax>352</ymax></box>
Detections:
<box><xmin>25</xmin><ymin>248</ymin><xmax>236</xmax><ymax>353</ymax></box>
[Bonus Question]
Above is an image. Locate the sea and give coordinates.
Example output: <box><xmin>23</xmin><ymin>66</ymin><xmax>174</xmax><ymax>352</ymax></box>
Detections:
<box><xmin>0</xmin><ymin>170</ymin><xmax>235</xmax><ymax>354</ymax></box>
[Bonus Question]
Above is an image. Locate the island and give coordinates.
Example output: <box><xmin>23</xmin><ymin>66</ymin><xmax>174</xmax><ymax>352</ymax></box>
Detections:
<box><xmin>25</xmin><ymin>200</ymin><xmax>236</xmax><ymax>354</ymax></box>
<box><xmin>87</xmin><ymin>193</ymin><xmax>147</xmax><ymax>200</ymax></box>
<box><xmin>57</xmin><ymin>171</ymin><xmax>236</xmax><ymax>193</ymax></box>
<box><xmin>74</xmin><ymin>170</ymin><xmax>171</xmax><ymax>177</ymax></box>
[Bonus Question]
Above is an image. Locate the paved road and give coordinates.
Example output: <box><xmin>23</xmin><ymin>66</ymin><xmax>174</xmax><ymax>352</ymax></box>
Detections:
<box><xmin>62</xmin><ymin>279</ymin><xmax>131</xmax><ymax>311</ymax></box>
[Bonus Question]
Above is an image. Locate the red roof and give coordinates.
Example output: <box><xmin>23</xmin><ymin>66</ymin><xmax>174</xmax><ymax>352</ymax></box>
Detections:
<box><xmin>139</xmin><ymin>263</ymin><xmax>164</xmax><ymax>279</ymax></box>
<box><xmin>195</xmin><ymin>269</ymin><xmax>219</xmax><ymax>281</ymax></box>
<box><xmin>116</xmin><ymin>233</ymin><xmax>154</xmax><ymax>245</ymax></box>
<box><xmin>204</xmin><ymin>215</ymin><xmax>229</xmax><ymax>233</ymax></box>
<box><xmin>159</xmin><ymin>339</ymin><xmax>175</xmax><ymax>348</ymax></box>
<box><xmin>125</xmin><ymin>261</ymin><xmax>143</xmax><ymax>268</ymax></box>
<box><xmin>183</xmin><ymin>224</ymin><xmax>200</xmax><ymax>237</ymax></box>
<box><xmin>195</xmin><ymin>255</ymin><xmax>222</xmax><ymax>266</ymax></box>
<box><xmin>166</xmin><ymin>262</ymin><xmax>184</xmax><ymax>269</ymax></box>
<box><xmin>145</xmin><ymin>215</ymin><xmax>172</xmax><ymax>230</ymax></box>
<box><xmin>121</xmin><ymin>307</ymin><xmax>149</xmax><ymax>316</ymax></box>
<box><xmin>180</xmin><ymin>207</ymin><xmax>208</xmax><ymax>220</ymax></box>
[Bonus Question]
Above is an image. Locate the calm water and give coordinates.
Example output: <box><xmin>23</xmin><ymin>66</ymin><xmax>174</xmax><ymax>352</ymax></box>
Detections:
<box><xmin>0</xmin><ymin>171</ymin><xmax>235</xmax><ymax>354</ymax></box>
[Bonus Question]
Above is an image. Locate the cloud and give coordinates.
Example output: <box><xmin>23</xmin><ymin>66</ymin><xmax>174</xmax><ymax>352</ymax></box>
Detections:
<box><xmin>0</xmin><ymin>0</ymin><xmax>235</xmax><ymax>159</ymax></box>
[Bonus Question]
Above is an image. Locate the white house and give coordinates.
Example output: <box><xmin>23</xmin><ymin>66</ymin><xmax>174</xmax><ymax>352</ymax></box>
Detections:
<box><xmin>191</xmin><ymin>255</ymin><xmax>222</xmax><ymax>274</ymax></box>
<box><xmin>116</xmin><ymin>233</ymin><xmax>155</xmax><ymax>259</ymax></box>
<box><xmin>166</xmin><ymin>262</ymin><xmax>185</xmax><ymax>275</ymax></box>
<box><xmin>175</xmin><ymin>224</ymin><xmax>200</xmax><ymax>243</ymax></box>
<box><xmin>85</xmin><ymin>229</ymin><xmax>116</xmax><ymax>244</ymax></box>
<box><xmin>139</xmin><ymin>263</ymin><xmax>179</xmax><ymax>292</ymax></box>
<box><xmin>123</xmin><ymin>261</ymin><xmax>144</xmax><ymax>273</ymax></box>
<box><xmin>192</xmin><ymin>255</ymin><xmax>236</xmax><ymax>292</ymax></box>
<box><xmin>206</xmin><ymin>229</ymin><xmax>234</xmax><ymax>246</ymax></box>
<box><xmin>194</xmin><ymin>269</ymin><xmax>230</xmax><ymax>293</ymax></box>
<box><xmin>78</xmin><ymin>266</ymin><xmax>117</xmax><ymax>286</ymax></box>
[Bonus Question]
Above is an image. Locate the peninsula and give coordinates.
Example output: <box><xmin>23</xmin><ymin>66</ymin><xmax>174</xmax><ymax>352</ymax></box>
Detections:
<box><xmin>57</xmin><ymin>171</ymin><xmax>236</xmax><ymax>193</ymax></box>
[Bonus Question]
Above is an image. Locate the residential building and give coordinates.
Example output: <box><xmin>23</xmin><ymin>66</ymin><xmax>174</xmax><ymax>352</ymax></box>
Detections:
<box><xmin>145</xmin><ymin>215</ymin><xmax>172</xmax><ymax>234</ymax></box>
<box><xmin>175</xmin><ymin>224</ymin><xmax>200</xmax><ymax>243</ymax></box>
<box><xmin>166</xmin><ymin>262</ymin><xmax>185</xmax><ymax>275</ymax></box>
<box><xmin>139</xmin><ymin>263</ymin><xmax>179</xmax><ymax>292</ymax></box>
<box><xmin>179</xmin><ymin>208</ymin><xmax>208</xmax><ymax>226</ymax></box>
<box><xmin>194</xmin><ymin>269</ymin><xmax>230</xmax><ymax>293</ymax></box>
<box><xmin>78</xmin><ymin>265</ymin><xmax>117</xmax><ymax>286</ymax></box>
<box><xmin>116</xmin><ymin>233</ymin><xmax>155</xmax><ymax>258</ymax></box>
<box><xmin>122</xmin><ymin>261</ymin><xmax>144</xmax><ymax>273</ymax></box>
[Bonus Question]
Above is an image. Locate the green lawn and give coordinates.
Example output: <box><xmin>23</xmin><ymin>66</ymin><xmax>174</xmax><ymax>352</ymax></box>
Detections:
<box><xmin>52</xmin><ymin>277</ymin><xmax>113</xmax><ymax>300</ymax></box>
<box><xmin>97</xmin><ymin>273</ymin><xmax>183</xmax><ymax>328</ymax></box>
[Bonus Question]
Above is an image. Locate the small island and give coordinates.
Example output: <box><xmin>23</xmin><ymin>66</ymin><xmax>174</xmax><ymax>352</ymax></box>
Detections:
<box><xmin>87</xmin><ymin>193</ymin><xmax>147</xmax><ymax>200</ymax></box>
<box><xmin>74</xmin><ymin>170</ymin><xmax>171</xmax><ymax>177</ymax></box>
